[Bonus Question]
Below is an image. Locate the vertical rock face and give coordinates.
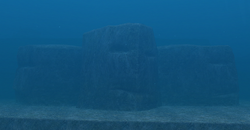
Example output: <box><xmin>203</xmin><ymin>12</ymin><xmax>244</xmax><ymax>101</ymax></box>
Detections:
<box><xmin>79</xmin><ymin>23</ymin><xmax>159</xmax><ymax>111</ymax></box>
<box><xmin>158</xmin><ymin>45</ymin><xmax>239</xmax><ymax>106</ymax></box>
<box><xmin>14</xmin><ymin>24</ymin><xmax>240</xmax><ymax>110</ymax></box>
<box><xmin>15</xmin><ymin>45</ymin><xmax>82</xmax><ymax>105</ymax></box>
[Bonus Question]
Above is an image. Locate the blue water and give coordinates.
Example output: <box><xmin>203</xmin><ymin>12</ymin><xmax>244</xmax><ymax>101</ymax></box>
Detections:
<box><xmin>0</xmin><ymin>0</ymin><xmax>249</xmax><ymax>102</ymax></box>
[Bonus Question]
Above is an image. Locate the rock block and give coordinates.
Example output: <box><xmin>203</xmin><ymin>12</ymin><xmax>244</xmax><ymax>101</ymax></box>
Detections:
<box><xmin>15</xmin><ymin>45</ymin><xmax>82</xmax><ymax>105</ymax></box>
<box><xmin>158</xmin><ymin>45</ymin><xmax>239</xmax><ymax>106</ymax></box>
<box><xmin>17</xmin><ymin>45</ymin><xmax>81</xmax><ymax>68</ymax></box>
<box><xmin>79</xmin><ymin>23</ymin><xmax>159</xmax><ymax>111</ymax></box>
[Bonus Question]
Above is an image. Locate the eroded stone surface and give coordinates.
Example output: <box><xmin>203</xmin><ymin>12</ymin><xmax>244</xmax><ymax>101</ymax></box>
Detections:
<box><xmin>158</xmin><ymin>45</ymin><xmax>239</xmax><ymax>106</ymax></box>
<box><xmin>79</xmin><ymin>23</ymin><xmax>159</xmax><ymax>111</ymax></box>
<box><xmin>15</xmin><ymin>45</ymin><xmax>82</xmax><ymax>106</ymax></box>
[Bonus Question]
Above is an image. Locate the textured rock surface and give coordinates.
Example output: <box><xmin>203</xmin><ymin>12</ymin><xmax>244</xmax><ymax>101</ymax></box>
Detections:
<box><xmin>13</xmin><ymin>24</ymin><xmax>240</xmax><ymax>110</ymax></box>
<box><xmin>0</xmin><ymin>100</ymin><xmax>250</xmax><ymax>130</ymax></box>
<box><xmin>79</xmin><ymin>23</ymin><xmax>159</xmax><ymax>111</ymax></box>
<box><xmin>17</xmin><ymin>45</ymin><xmax>82</xmax><ymax>67</ymax></box>
<box><xmin>1</xmin><ymin>118</ymin><xmax>250</xmax><ymax>130</ymax></box>
<box><xmin>158</xmin><ymin>45</ymin><xmax>239</xmax><ymax>106</ymax></box>
<box><xmin>15</xmin><ymin>45</ymin><xmax>82</xmax><ymax>105</ymax></box>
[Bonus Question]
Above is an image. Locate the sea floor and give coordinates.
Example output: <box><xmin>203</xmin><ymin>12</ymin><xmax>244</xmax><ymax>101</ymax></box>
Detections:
<box><xmin>0</xmin><ymin>100</ymin><xmax>250</xmax><ymax>123</ymax></box>
<box><xmin>0</xmin><ymin>100</ymin><xmax>250</xmax><ymax>129</ymax></box>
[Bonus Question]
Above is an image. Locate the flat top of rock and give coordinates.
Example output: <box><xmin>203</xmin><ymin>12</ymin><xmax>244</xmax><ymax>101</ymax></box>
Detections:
<box><xmin>157</xmin><ymin>44</ymin><xmax>230</xmax><ymax>49</ymax></box>
<box><xmin>0</xmin><ymin>100</ymin><xmax>249</xmax><ymax>124</ymax></box>
<box><xmin>85</xmin><ymin>23</ymin><xmax>152</xmax><ymax>34</ymax></box>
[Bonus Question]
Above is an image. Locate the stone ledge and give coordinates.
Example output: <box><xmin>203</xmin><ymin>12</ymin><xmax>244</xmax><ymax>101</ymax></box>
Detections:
<box><xmin>0</xmin><ymin>100</ymin><xmax>249</xmax><ymax>130</ymax></box>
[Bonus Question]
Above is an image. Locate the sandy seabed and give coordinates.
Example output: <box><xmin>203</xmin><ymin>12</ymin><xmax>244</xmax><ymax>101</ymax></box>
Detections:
<box><xmin>0</xmin><ymin>100</ymin><xmax>250</xmax><ymax>124</ymax></box>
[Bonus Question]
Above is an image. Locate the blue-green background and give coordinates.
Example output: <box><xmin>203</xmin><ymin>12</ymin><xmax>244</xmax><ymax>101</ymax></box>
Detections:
<box><xmin>0</xmin><ymin>0</ymin><xmax>249</xmax><ymax>100</ymax></box>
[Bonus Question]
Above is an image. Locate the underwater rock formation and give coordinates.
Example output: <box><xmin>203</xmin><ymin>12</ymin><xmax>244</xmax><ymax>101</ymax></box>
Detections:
<box><xmin>78</xmin><ymin>23</ymin><xmax>160</xmax><ymax>111</ymax></box>
<box><xmin>14</xmin><ymin>23</ymin><xmax>239</xmax><ymax>111</ymax></box>
<box><xmin>158</xmin><ymin>45</ymin><xmax>239</xmax><ymax>106</ymax></box>
<box><xmin>15</xmin><ymin>45</ymin><xmax>82</xmax><ymax>105</ymax></box>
